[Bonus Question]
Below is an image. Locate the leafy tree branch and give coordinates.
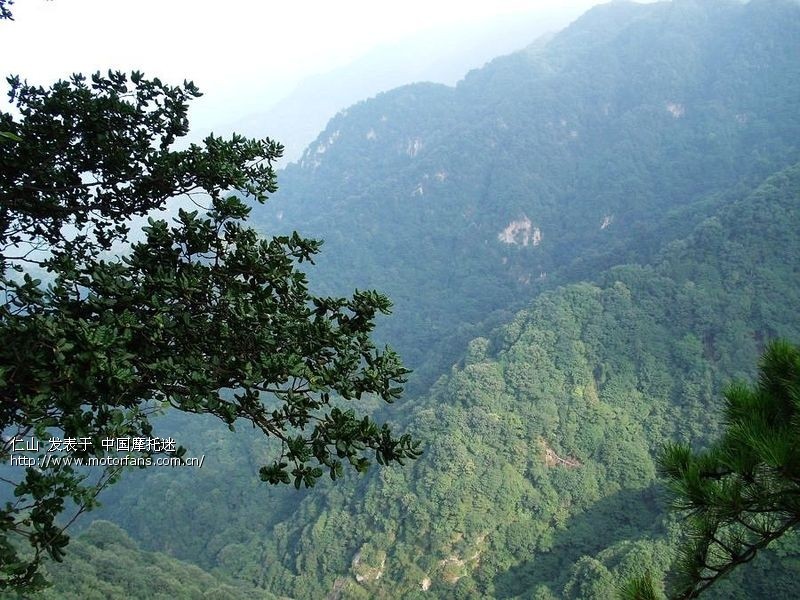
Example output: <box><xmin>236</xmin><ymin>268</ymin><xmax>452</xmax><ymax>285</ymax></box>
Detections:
<box><xmin>0</xmin><ymin>70</ymin><xmax>420</xmax><ymax>591</ymax></box>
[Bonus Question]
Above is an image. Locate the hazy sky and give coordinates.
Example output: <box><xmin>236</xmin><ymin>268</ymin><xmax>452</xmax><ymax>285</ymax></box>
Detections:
<box><xmin>1</xmin><ymin>0</ymin><xmax>612</xmax><ymax>135</ymax></box>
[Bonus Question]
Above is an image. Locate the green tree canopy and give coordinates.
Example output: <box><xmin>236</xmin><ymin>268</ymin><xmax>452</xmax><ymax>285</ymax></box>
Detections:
<box><xmin>0</xmin><ymin>69</ymin><xmax>419</xmax><ymax>591</ymax></box>
<box><xmin>621</xmin><ymin>340</ymin><xmax>800</xmax><ymax>599</ymax></box>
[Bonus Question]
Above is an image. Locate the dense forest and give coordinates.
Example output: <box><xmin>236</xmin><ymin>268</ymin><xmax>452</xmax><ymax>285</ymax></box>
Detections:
<box><xmin>32</xmin><ymin>522</ymin><xmax>279</xmax><ymax>600</ymax></box>
<box><xmin>258</xmin><ymin>0</ymin><xmax>800</xmax><ymax>386</ymax></box>
<box><xmin>3</xmin><ymin>0</ymin><xmax>800</xmax><ymax>598</ymax></box>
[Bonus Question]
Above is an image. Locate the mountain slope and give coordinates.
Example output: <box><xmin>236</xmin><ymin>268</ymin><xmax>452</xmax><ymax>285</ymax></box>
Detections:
<box><xmin>92</xmin><ymin>156</ymin><xmax>800</xmax><ymax>600</ymax></box>
<box><xmin>237</xmin><ymin>161</ymin><xmax>800</xmax><ymax>599</ymax></box>
<box><xmin>70</xmin><ymin>2</ymin><xmax>800</xmax><ymax>598</ymax></box>
<box><xmin>12</xmin><ymin>521</ymin><xmax>280</xmax><ymax>600</ymax></box>
<box><xmin>256</xmin><ymin>0</ymin><xmax>800</xmax><ymax>383</ymax></box>
<box><xmin>229</xmin><ymin>5</ymin><xmax>595</xmax><ymax>162</ymax></box>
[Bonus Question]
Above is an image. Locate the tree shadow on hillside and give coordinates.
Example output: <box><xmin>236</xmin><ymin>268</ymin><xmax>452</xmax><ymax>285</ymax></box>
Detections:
<box><xmin>492</xmin><ymin>485</ymin><xmax>664</xmax><ymax>599</ymax></box>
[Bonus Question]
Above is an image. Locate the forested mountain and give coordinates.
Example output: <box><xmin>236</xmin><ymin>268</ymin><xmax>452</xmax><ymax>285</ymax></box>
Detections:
<box><xmin>109</xmin><ymin>160</ymin><xmax>799</xmax><ymax>600</ymax></box>
<box><xmin>228</xmin><ymin>5</ymin><xmax>593</xmax><ymax>162</ymax></box>
<box><xmin>256</xmin><ymin>0</ymin><xmax>800</xmax><ymax>385</ymax></box>
<box><xmin>43</xmin><ymin>1</ymin><xmax>800</xmax><ymax>598</ymax></box>
<box><xmin>25</xmin><ymin>521</ymin><xmax>281</xmax><ymax>600</ymax></box>
<box><xmin>238</xmin><ymin>161</ymin><xmax>800</xmax><ymax>599</ymax></box>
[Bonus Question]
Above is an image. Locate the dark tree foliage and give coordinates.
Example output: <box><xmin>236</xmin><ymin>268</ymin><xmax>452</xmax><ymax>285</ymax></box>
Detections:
<box><xmin>624</xmin><ymin>340</ymin><xmax>800</xmax><ymax>599</ymax></box>
<box><xmin>0</xmin><ymin>71</ymin><xmax>419</xmax><ymax>590</ymax></box>
<box><xmin>0</xmin><ymin>0</ymin><xmax>13</xmax><ymax>21</ymax></box>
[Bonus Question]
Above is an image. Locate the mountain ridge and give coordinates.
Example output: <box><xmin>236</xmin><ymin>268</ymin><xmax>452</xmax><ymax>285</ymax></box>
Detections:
<box><xmin>256</xmin><ymin>0</ymin><xmax>800</xmax><ymax>380</ymax></box>
<box><xmin>59</xmin><ymin>2</ymin><xmax>800</xmax><ymax>597</ymax></box>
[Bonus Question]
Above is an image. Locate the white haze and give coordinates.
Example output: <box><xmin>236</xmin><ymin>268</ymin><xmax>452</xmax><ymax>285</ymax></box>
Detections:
<box><xmin>0</xmin><ymin>1</ymin><xmax>662</xmax><ymax>162</ymax></box>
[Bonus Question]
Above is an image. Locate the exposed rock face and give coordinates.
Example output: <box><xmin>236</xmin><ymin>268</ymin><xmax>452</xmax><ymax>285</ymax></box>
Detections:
<box><xmin>540</xmin><ymin>438</ymin><xmax>581</xmax><ymax>468</ymax></box>
<box><xmin>498</xmin><ymin>216</ymin><xmax>541</xmax><ymax>247</ymax></box>
<box><xmin>666</xmin><ymin>102</ymin><xmax>685</xmax><ymax>118</ymax></box>
<box><xmin>352</xmin><ymin>550</ymin><xmax>386</xmax><ymax>583</ymax></box>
